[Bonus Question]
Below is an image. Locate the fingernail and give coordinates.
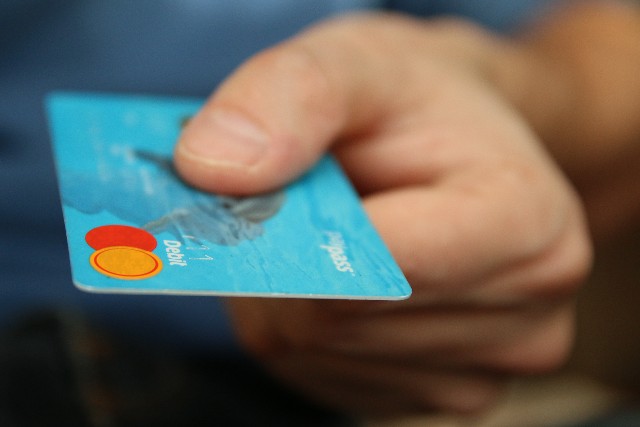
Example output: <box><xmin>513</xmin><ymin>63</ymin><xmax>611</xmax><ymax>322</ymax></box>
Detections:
<box><xmin>180</xmin><ymin>109</ymin><xmax>268</xmax><ymax>168</ymax></box>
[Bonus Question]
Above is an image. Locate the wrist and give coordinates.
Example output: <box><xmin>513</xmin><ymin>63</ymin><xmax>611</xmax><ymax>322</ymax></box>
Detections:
<box><xmin>487</xmin><ymin>1</ymin><xmax>640</xmax><ymax>239</ymax></box>
<box><xmin>491</xmin><ymin>2</ymin><xmax>640</xmax><ymax>176</ymax></box>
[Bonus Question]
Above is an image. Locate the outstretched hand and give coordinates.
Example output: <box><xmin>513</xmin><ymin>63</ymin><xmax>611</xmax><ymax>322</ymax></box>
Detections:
<box><xmin>175</xmin><ymin>14</ymin><xmax>591</xmax><ymax>415</ymax></box>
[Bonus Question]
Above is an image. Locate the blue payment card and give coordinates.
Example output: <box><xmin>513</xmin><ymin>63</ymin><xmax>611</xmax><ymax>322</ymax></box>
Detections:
<box><xmin>47</xmin><ymin>92</ymin><xmax>411</xmax><ymax>299</ymax></box>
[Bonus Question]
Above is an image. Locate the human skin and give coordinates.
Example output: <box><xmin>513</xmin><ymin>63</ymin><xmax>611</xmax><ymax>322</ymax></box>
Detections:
<box><xmin>174</xmin><ymin>1</ymin><xmax>639</xmax><ymax>416</ymax></box>
<box><xmin>489</xmin><ymin>1</ymin><xmax>640</xmax><ymax>242</ymax></box>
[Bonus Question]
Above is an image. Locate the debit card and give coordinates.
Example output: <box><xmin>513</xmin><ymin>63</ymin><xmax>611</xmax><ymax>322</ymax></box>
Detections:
<box><xmin>47</xmin><ymin>92</ymin><xmax>412</xmax><ymax>299</ymax></box>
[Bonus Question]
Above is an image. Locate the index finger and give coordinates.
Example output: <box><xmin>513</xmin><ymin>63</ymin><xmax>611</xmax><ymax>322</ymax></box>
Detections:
<box><xmin>173</xmin><ymin>14</ymin><xmax>459</xmax><ymax>195</ymax></box>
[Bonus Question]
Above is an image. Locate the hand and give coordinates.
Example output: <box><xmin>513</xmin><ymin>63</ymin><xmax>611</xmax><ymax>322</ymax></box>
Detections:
<box><xmin>174</xmin><ymin>14</ymin><xmax>591</xmax><ymax>415</ymax></box>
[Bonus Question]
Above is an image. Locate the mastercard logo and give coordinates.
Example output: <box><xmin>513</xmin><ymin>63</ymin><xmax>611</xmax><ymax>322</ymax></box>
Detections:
<box><xmin>86</xmin><ymin>225</ymin><xmax>162</xmax><ymax>280</ymax></box>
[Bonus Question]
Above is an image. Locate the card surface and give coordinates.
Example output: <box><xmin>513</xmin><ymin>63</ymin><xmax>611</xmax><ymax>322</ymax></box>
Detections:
<box><xmin>47</xmin><ymin>92</ymin><xmax>411</xmax><ymax>299</ymax></box>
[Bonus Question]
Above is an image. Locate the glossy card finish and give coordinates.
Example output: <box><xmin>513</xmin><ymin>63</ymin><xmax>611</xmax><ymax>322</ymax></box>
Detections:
<box><xmin>47</xmin><ymin>92</ymin><xmax>411</xmax><ymax>299</ymax></box>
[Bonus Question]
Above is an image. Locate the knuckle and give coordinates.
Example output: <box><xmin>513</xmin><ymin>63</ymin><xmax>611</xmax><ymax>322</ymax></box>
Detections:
<box><xmin>528</xmin><ymin>207</ymin><xmax>593</xmax><ymax>301</ymax></box>
<box><xmin>492</xmin><ymin>161</ymin><xmax>566</xmax><ymax>249</ymax></box>
<box><xmin>269</xmin><ymin>300</ymin><xmax>339</xmax><ymax>353</ymax></box>
<box><xmin>554</xmin><ymin>231</ymin><xmax>593</xmax><ymax>296</ymax></box>
<box><xmin>451</xmin><ymin>386</ymin><xmax>503</xmax><ymax>414</ymax></box>
<box><xmin>520</xmin><ymin>337</ymin><xmax>572</xmax><ymax>374</ymax></box>
<box><xmin>419</xmin><ymin>379</ymin><xmax>505</xmax><ymax>415</ymax></box>
<box><xmin>226</xmin><ymin>299</ymin><xmax>328</xmax><ymax>359</ymax></box>
<box><xmin>499</xmin><ymin>308</ymin><xmax>576</xmax><ymax>374</ymax></box>
<box><xmin>487</xmin><ymin>159</ymin><xmax>593</xmax><ymax>300</ymax></box>
<box><xmin>561</xmin><ymin>207</ymin><xmax>594</xmax><ymax>279</ymax></box>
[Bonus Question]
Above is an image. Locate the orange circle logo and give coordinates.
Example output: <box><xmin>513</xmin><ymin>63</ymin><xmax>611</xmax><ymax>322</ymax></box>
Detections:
<box><xmin>86</xmin><ymin>225</ymin><xmax>162</xmax><ymax>280</ymax></box>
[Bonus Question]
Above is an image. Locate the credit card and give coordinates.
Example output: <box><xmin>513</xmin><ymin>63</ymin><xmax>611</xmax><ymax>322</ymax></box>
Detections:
<box><xmin>47</xmin><ymin>92</ymin><xmax>411</xmax><ymax>299</ymax></box>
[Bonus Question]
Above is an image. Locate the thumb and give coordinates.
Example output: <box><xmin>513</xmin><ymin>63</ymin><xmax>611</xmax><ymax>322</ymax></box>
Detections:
<box><xmin>174</xmin><ymin>16</ymin><xmax>408</xmax><ymax>195</ymax></box>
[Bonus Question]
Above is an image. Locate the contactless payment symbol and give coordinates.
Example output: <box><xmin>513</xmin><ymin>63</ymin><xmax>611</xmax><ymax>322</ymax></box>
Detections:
<box><xmin>86</xmin><ymin>225</ymin><xmax>162</xmax><ymax>280</ymax></box>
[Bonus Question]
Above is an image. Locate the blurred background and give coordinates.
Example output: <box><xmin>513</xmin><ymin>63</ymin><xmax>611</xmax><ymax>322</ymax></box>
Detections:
<box><xmin>1</xmin><ymin>1</ymin><xmax>639</xmax><ymax>425</ymax></box>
